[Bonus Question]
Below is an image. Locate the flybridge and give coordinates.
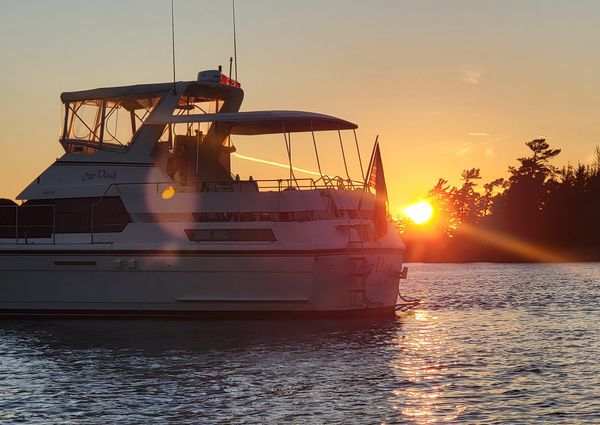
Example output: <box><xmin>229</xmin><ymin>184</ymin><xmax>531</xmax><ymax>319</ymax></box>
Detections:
<box><xmin>58</xmin><ymin>72</ymin><xmax>244</xmax><ymax>156</ymax></box>
<box><xmin>45</xmin><ymin>70</ymin><xmax>369</xmax><ymax>193</ymax></box>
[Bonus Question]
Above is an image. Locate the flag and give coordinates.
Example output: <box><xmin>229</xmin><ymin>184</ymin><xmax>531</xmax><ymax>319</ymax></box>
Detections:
<box><xmin>365</xmin><ymin>140</ymin><xmax>388</xmax><ymax>237</ymax></box>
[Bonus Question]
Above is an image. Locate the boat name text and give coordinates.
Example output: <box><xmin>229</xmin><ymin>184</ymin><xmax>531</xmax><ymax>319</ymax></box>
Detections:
<box><xmin>81</xmin><ymin>170</ymin><xmax>118</xmax><ymax>182</ymax></box>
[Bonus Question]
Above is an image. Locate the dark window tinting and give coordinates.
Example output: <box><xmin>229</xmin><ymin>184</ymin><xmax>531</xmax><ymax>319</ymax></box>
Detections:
<box><xmin>0</xmin><ymin>197</ymin><xmax>130</xmax><ymax>238</ymax></box>
<box><xmin>185</xmin><ymin>228</ymin><xmax>277</xmax><ymax>242</ymax></box>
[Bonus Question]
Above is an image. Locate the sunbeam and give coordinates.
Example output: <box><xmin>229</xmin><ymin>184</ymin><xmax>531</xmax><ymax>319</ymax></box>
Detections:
<box><xmin>458</xmin><ymin>223</ymin><xmax>570</xmax><ymax>263</ymax></box>
<box><xmin>232</xmin><ymin>152</ymin><xmax>321</xmax><ymax>176</ymax></box>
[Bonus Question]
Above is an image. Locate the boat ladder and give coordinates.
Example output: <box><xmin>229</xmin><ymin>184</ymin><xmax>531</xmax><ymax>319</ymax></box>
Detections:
<box><xmin>348</xmin><ymin>255</ymin><xmax>368</xmax><ymax>307</ymax></box>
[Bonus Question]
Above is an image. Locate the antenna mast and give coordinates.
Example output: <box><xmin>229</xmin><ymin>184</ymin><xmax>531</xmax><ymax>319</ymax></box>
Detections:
<box><xmin>232</xmin><ymin>0</ymin><xmax>238</xmax><ymax>81</ymax></box>
<box><xmin>171</xmin><ymin>0</ymin><xmax>177</xmax><ymax>93</ymax></box>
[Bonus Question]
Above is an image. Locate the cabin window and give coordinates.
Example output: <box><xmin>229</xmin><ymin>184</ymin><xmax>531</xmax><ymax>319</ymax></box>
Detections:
<box><xmin>184</xmin><ymin>228</ymin><xmax>277</xmax><ymax>242</ymax></box>
<box><xmin>0</xmin><ymin>197</ymin><xmax>131</xmax><ymax>238</ymax></box>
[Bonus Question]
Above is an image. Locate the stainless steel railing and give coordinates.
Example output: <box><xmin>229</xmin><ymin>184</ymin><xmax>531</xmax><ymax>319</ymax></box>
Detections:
<box><xmin>0</xmin><ymin>204</ymin><xmax>56</xmax><ymax>245</ymax></box>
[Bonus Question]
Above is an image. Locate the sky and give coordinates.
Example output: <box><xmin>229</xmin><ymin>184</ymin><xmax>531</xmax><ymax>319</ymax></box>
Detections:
<box><xmin>1</xmin><ymin>0</ymin><xmax>600</xmax><ymax>211</ymax></box>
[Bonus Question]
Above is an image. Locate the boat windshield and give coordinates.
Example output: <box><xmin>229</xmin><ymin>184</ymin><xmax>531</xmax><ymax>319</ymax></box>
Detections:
<box><xmin>61</xmin><ymin>94</ymin><xmax>164</xmax><ymax>153</ymax></box>
<box><xmin>157</xmin><ymin>87</ymin><xmax>225</xmax><ymax>144</ymax></box>
<box><xmin>60</xmin><ymin>85</ymin><xmax>226</xmax><ymax>154</ymax></box>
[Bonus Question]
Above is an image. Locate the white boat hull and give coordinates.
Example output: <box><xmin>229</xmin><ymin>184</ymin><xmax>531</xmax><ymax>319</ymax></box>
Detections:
<box><xmin>0</xmin><ymin>250</ymin><xmax>402</xmax><ymax>316</ymax></box>
<box><xmin>1</xmin><ymin>69</ymin><xmax>409</xmax><ymax>318</ymax></box>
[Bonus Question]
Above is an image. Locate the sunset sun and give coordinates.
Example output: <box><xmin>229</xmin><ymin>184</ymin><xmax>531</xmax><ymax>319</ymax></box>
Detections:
<box><xmin>403</xmin><ymin>201</ymin><xmax>434</xmax><ymax>224</ymax></box>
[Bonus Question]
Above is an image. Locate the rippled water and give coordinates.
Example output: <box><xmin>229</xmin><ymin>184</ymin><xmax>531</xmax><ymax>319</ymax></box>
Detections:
<box><xmin>1</xmin><ymin>263</ymin><xmax>599</xmax><ymax>424</ymax></box>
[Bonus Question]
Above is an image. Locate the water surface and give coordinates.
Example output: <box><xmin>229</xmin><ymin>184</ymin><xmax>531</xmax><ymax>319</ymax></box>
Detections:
<box><xmin>1</xmin><ymin>263</ymin><xmax>599</xmax><ymax>424</ymax></box>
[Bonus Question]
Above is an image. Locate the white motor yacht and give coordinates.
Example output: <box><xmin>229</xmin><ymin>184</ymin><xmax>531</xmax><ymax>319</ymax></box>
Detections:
<box><xmin>0</xmin><ymin>70</ymin><xmax>407</xmax><ymax>317</ymax></box>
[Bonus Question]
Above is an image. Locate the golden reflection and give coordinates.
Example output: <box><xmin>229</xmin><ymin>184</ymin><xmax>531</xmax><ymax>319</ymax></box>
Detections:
<box><xmin>414</xmin><ymin>310</ymin><xmax>430</xmax><ymax>322</ymax></box>
<box><xmin>391</xmin><ymin>310</ymin><xmax>465</xmax><ymax>423</ymax></box>
<box><xmin>161</xmin><ymin>185</ymin><xmax>176</xmax><ymax>200</ymax></box>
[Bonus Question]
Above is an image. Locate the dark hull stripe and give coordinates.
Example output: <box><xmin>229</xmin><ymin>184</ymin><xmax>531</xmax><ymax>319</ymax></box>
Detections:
<box><xmin>54</xmin><ymin>260</ymin><xmax>97</xmax><ymax>266</ymax></box>
<box><xmin>0</xmin><ymin>307</ymin><xmax>396</xmax><ymax>319</ymax></box>
<box><xmin>0</xmin><ymin>248</ymin><xmax>405</xmax><ymax>257</ymax></box>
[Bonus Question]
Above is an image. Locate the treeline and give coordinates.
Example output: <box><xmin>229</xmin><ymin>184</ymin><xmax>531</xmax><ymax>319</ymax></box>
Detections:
<box><xmin>398</xmin><ymin>139</ymin><xmax>600</xmax><ymax>262</ymax></box>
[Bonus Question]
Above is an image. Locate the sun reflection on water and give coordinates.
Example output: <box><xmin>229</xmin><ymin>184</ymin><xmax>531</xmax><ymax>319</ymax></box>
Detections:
<box><xmin>391</xmin><ymin>309</ymin><xmax>466</xmax><ymax>423</ymax></box>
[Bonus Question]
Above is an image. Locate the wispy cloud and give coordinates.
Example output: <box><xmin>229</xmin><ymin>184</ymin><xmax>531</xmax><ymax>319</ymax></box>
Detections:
<box><xmin>484</xmin><ymin>146</ymin><xmax>495</xmax><ymax>157</ymax></box>
<box><xmin>461</xmin><ymin>69</ymin><xmax>483</xmax><ymax>85</ymax></box>
<box><xmin>439</xmin><ymin>140</ymin><xmax>496</xmax><ymax>158</ymax></box>
<box><xmin>468</xmin><ymin>132</ymin><xmax>490</xmax><ymax>137</ymax></box>
<box><xmin>453</xmin><ymin>143</ymin><xmax>473</xmax><ymax>157</ymax></box>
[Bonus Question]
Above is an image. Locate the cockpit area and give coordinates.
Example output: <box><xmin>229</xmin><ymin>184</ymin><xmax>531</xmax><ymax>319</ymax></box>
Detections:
<box><xmin>59</xmin><ymin>77</ymin><xmax>241</xmax><ymax>156</ymax></box>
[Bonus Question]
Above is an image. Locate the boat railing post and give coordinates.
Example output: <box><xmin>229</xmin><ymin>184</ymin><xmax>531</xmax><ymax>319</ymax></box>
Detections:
<box><xmin>281</xmin><ymin>123</ymin><xmax>301</xmax><ymax>190</ymax></box>
<box><xmin>14</xmin><ymin>205</ymin><xmax>18</xmax><ymax>245</ymax></box>
<box><xmin>310</xmin><ymin>122</ymin><xmax>323</xmax><ymax>178</ymax></box>
<box><xmin>353</xmin><ymin>129</ymin><xmax>365</xmax><ymax>182</ymax></box>
<box><xmin>52</xmin><ymin>204</ymin><xmax>56</xmax><ymax>245</ymax></box>
<box><xmin>90</xmin><ymin>204</ymin><xmax>94</xmax><ymax>244</ymax></box>
<box><xmin>337</xmin><ymin>127</ymin><xmax>352</xmax><ymax>182</ymax></box>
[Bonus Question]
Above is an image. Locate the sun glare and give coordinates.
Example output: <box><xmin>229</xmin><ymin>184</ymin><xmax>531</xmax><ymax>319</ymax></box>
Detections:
<box><xmin>403</xmin><ymin>201</ymin><xmax>434</xmax><ymax>224</ymax></box>
<box><xmin>161</xmin><ymin>186</ymin><xmax>176</xmax><ymax>200</ymax></box>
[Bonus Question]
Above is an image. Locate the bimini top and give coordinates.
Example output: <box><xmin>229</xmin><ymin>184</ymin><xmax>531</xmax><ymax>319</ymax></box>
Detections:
<box><xmin>60</xmin><ymin>82</ymin><xmax>173</xmax><ymax>103</ymax></box>
<box><xmin>145</xmin><ymin>110</ymin><xmax>358</xmax><ymax>135</ymax></box>
<box><xmin>60</xmin><ymin>80</ymin><xmax>243</xmax><ymax>108</ymax></box>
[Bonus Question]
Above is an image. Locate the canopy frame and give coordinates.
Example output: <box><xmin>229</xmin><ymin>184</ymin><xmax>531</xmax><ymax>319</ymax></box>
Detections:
<box><xmin>145</xmin><ymin>110</ymin><xmax>358</xmax><ymax>135</ymax></box>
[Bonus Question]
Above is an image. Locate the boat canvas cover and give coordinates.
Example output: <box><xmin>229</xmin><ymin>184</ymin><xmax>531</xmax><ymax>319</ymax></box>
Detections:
<box><xmin>145</xmin><ymin>111</ymin><xmax>358</xmax><ymax>135</ymax></box>
<box><xmin>60</xmin><ymin>82</ymin><xmax>173</xmax><ymax>103</ymax></box>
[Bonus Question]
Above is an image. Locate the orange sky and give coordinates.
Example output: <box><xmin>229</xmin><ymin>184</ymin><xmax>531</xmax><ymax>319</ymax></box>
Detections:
<box><xmin>1</xmin><ymin>0</ymin><xmax>600</xmax><ymax>210</ymax></box>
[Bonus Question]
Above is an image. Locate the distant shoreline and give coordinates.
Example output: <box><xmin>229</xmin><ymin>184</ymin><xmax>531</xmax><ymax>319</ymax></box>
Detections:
<box><xmin>404</xmin><ymin>246</ymin><xmax>600</xmax><ymax>264</ymax></box>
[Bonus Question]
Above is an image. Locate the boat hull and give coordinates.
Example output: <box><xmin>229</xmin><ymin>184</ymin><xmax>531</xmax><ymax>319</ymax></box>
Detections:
<box><xmin>0</xmin><ymin>249</ymin><xmax>403</xmax><ymax>317</ymax></box>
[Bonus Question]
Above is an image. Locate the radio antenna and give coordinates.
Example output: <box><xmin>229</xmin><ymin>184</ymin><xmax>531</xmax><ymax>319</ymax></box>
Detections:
<box><xmin>170</xmin><ymin>0</ymin><xmax>177</xmax><ymax>93</ymax></box>
<box><xmin>232</xmin><ymin>0</ymin><xmax>238</xmax><ymax>81</ymax></box>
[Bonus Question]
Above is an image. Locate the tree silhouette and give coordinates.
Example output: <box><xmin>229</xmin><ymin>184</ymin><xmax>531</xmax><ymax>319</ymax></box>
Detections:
<box><xmin>491</xmin><ymin>139</ymin><xmax>561</xmax><ymax>239</ymax></box>
<box><xmin>402</xmin><ymin>140</ymin><xmax>600</xmax><ymax>262</ymax></box>
<box><xmin>427</xmin><ymin>178</ymin><xmax>457</xmax><ymax>235</ymax></box>
<box><xmin>454</xmin><ymin>168</ymin><xmax>483</xmax><ymax>224</ymax></box>
<box><xmin>509</xmin><ymin>139</ymin><xmax>561</xmax><ymax>181</ymax></box>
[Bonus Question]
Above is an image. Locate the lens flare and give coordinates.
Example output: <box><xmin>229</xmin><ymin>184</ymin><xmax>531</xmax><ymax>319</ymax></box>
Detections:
<box><xmin>403</xmin><ymin>201</ymin><xmax>434</xmax><ymax>224</ymax></box>
<box><xmin>161</xmin><ymin>186</ymin><xmax>176</xmax><ymax>200</ymax></box>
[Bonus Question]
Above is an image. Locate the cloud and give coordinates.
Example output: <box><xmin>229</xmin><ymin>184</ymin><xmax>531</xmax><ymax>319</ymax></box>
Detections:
<box><xmin>462</xmin><ymin>69</ymin><xmax>483</xmax><ymax>84</ymax></box>
<box><xmin>441</xmin><ymin>141</ymin><xmax>496</xmax><ymax>158</ymax></box>
<box><xmin>484</xmin><ymin>146</ymin><xmax>495</xmax><ymax>157</ymax></box>
<box><xmin>453</xmin><ymin>143</ymin><xmax>473</xmax><ymax>157</ymax></box>
<box><xmin>468</xmin><ymin>132</ymin><xmax>490</xmax><ymax>137</ymax></box>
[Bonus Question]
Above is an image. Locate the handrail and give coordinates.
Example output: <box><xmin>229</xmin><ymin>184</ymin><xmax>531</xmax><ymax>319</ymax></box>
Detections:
<box><xmin>85</xmin><ymin>175</ymin><xmax>373</xmax><ymax>244</ymax></box>
<box><xmin>0</xmin><ymin>204</ymin><xmax>56</xmax><ymax>245</ymax></box>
